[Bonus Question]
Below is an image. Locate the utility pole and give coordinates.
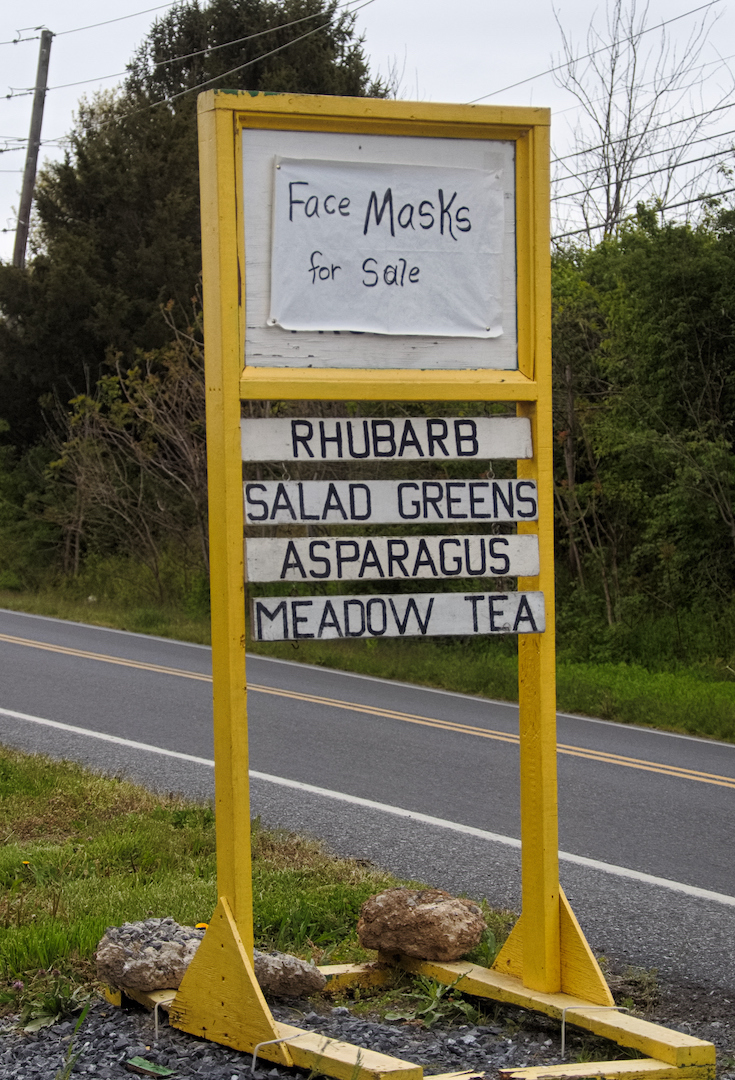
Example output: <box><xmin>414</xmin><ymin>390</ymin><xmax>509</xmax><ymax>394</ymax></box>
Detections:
<box><xmin>13</xmin><ymin>29</ymin><xmax>53</xmax><ymax>269</ymax></box>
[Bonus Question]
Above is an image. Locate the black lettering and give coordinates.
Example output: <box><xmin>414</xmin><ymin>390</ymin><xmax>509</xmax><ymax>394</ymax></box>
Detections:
<box><xmin>338</xmin><ymin>197</ymin><xmax>350</xmax><ymax>216</ymax></box>
<box><xmin>245</xmin><ymin>483</ymin><xmax>268</xmax><ymax>522</ymax></box>
<box><xmin>305</xmin><ymin>195</ymin><xmax>319</xmax><ymax>218</ymax></box>
<box><xmin>439</xmin><ymin>188</ymin><xmax>457</xmax><ymax>239</ymax></box>
<box><xmin>372</xmin><ymin>419</ymin><xmax>396</xmax><ymax>457</ymax></box>
<box><xmin>255</xmin><ymin>600</ymin><xmax>288</xmax><ymax>640</ymax></box>
<box><xmin>468</xmin><ymin>481</ymin><xmax>490</xmax><ymax>519</ymax></box>
<box><xmin>488</xmin><ymin>537</ymin><xmax>510</xmax><ymax>575</ymax></box>
<box><xmin>439</xmin><ymin>538</ymin><xmax>462</xmax><ymax>576</ymax></box>
<box><xmin>363</xmin><ymin>188</ymin><xmax>395</xmax><ymax>236</ymax></box>
<box><xmin>288</xmin><ymin>180</ymin><xmax>307</xmax><ymax>220</ymax></box>
<box><xmin>383</xmin><ymin>264</ymin><xmax>398</xmax><ymax>285</ymax></box>
<box><xmin>464</xmin><ymin>594</ymin><xmax>484</xmax><ymax>632</ymax></box>
<box><xmin>322</xmin><ymin>484</ymin><xmax>348</xmax><ymax>520</ymax></box>
<box><xmin>366</xmin><ymin>598</ymin><xmax>387</xmax><ymax>636</ymax></box>
<box><xmin>389</xmin><ymin>597</ymin><xmax>434</xmax><ymax>635</ymax></box>
<box><xmin>308</xmin><ymin>540</ymin><xmax>331</xmax><ymax>579</ymax></box>
<box><xmin>387</xmin><ymin>539</ymin><xmax>409</xmax><ymax>577</ymax></box>
<box><xmin>280</xmin><ymin>541</ymin><xmax>306</xmax><ymax>579</ymax></box>
<box><xmin>297</xmin><ymin>482</ymin><xmax>319</xmax><ymax>521</ymax></box>
<box><xmin>292</xmin><ymin>600</ymin><xmax>314</xmax><ymax>639</ymax></box>
<box><xmin>317</xmin><ymin>600</ymin><xmax>342</xmax><ymax>637</ymax></box>
<box><xmin>454</xmin><ymin>419</ymin><xmax>478</xmax><ymax>456</ymax></box>
<box><xmin>336</xmin><ymin>540</ymin><xmax>360</xmax><ymax>577</ymax></box>
<box><xmin>397</xmin><ymin>203</ymin><xmax>415</xmax><ymax>229</ymax></box>
<box><xmin>319</xmin><ymin>420</ymin><xmax>343</xmax><ymax>459</ymax></box>
<box><xmin>397</xmin><ymin>419</ymin><xmax>425</xmax><ymax>457</ymax></box>
<box><xmin>397</xmin><ymin>482</ymin><xmax>420</xmax><ymax>519</ymax></box>
<box><xmin>455</xmin><ymin>206</ymin><xmax>471</xmax><ymax>232</ymax></box>
<box><xmin>411</xmin><ymin>538</ymin><xmax>438</xmax><ymax>576</ymax></box>
<box><xmin>349</xmin><ymin>483</ymin><xmax>371</xmax><ymax>520</ymax></box>
<box><xmin>359</xmin><ymin>540</ymin><xmax>385</xmax><ymax>578</ymax></box>
<box><xmin>515</xmin><ymin>481</ymin><xmax>538</xmax><ymax>519</ymax></box>
<box><xmin>408</xmin><ymin>266</ymin><xmax>420</xmax><ymax>282</ymax></box>
<box><xmin>464</xmin><ymin>537</ymin><xmax>487</xmax><ymax>576</ymax></box>
<box><xmin>347</xmin><ymin>420</ymin><xmax>371</xmax><ymax>459</ymax></box>
<box><xmin>418</xmin><ymin>200</ymin><xmax>435</xmax><ymax>229</ymax></box>
<box><xmin>362</xmin><ymin>257</ymin><xmax>379</xmax><ymax>287</ymax></box>
<box><xmin>489</xmin><ymin>595</ymin><xmax>508</xmax><ymax>632</ymax></box>
<box><xmin>291</xmin><ymin>420</ymin><xmax>314</xmax><ymax>458</ymax></box>
<box><xmin>513</xmin><ymin>595</ymin><xmax>539</xmax><ymax>632</ymax></box>
<box><xmin>427</xmin><ymin>419</ymin><xmax>449</xmax><ymax>457</ymax></box>
<box><xmin>344</xmin><ymin>599</ymin><xmax>365</xmax><ymax>637</ymax></box>
<box><xmin>422</xmin><ymin>481</ymin><xmax>444</xmax><ymax>519</ymax></box>
<box><xmin>324</xmin><ymin>194</ymin><xmax>336</xmax><ymax>214</ymax></box>
<box><xmin>446</xmin><ymin>481</ymin><xmax>467</xmax><ymax>519</ymax></box>
<box><xmin>270</xmin><ymin>483</ymin><xmax>297</xmax><ymax>520</ymax></box>
<box><xmin>492</xmin><ymin>481</ymin><xmax>514</xmax><ymax>518</ymax></box>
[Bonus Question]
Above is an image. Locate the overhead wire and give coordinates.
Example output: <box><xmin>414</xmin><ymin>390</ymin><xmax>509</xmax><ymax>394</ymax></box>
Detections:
<box><xmin>467</xmin><ymin>0</ymin><xmax>722</xmax><ymax>103</ymax></box>
<box><xmin>552</xmin><ymin>145</ymin><xmax>735</xmax><ymax>201</ymax></box>
<box><xmin>552</xmin><ymin>184</ymin><xmax>735</xmax><ymax>240</ymax></box>
<box><xmin>8</xmin><ymin>0</ymin><xmax>370</xmax><ymax>95</ymax></box>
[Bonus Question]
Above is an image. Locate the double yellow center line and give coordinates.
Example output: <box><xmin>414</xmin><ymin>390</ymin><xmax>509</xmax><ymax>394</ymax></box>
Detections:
<box><xmin>2</xmin><ymin>631</ymin><xmax>734</xmax><ymax>790</ymax></box>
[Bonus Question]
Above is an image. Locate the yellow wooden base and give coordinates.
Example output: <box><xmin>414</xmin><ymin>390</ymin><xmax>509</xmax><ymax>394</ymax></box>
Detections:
<box><xmin>321</xmin><ymin>962</ymin><xmax>397</xmax><ymax>991</ymax></box>
<box><xmin>275</xmin><ymin>1021</ymin><xmax>422</xmax><ymax>1080</ymax></box>
<box><xmin>498</xmin><ymin>1060</ymin><xmax>716</xmax><ymax>1080</ymax></box>
<box><xmin>376</xmin><ymin>954</ymin><xmax>714</xmax><ymax>1069</ymax></box>
<box><xmin>493</xmin><ymin>888</ymin><xmax>614</xmax><ymax>1006</ymax></box>
<box><xmin>168</xmin><ymin>896</ymin><xmax>293</xmax><ymax>1064</ymax></box>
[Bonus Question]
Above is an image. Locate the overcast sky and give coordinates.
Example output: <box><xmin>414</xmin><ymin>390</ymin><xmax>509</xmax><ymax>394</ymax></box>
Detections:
<box><xmin>0</xmin><ymin>0</ymin><xmax>733</xmax><ymax>260</ymax></box>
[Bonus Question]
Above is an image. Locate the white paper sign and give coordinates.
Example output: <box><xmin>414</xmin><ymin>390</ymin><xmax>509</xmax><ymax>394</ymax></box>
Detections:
<box><xmin>241</xmin><ymin>416</ymin><xmax>531</xmax><ymax>462</ymax></box>
<box><xmin>244</xmin><ymin>479</ymin><xmax>538</xmax><ymax>524</ymax></box>
<box><xmin>269</xmin><ymin>158</ymin><xmax>504</xmax><ymax>338</ymax></box>
<box><xmin>246</xmin><ymin>534</ymin><xmax>539</xmax><ymax>582</ymax></box>
<box><xmin>251</xmin><ymin>591</ymin><xmax>545</xmax><ymax>640</ymax></box>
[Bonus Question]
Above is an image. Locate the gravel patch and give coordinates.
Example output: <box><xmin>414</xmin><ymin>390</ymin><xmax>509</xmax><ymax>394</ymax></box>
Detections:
<box><xmin>2</xmin><ymin>974</ymin><xmax>735</xmax><ymax>1080</ymax></box>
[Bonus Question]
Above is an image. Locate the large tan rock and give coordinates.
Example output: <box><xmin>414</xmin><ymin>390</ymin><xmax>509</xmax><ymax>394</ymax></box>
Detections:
<box><xmin>357</xmin><ymin>887</ymin><xmax>486</xmax><ymax>962</ymax></box>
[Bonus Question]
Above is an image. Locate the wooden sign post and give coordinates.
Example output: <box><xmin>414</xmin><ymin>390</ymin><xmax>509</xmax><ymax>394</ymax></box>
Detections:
<box><xmin>168</xmin><ymin>91</ymin><xmax>716</xmax><ymax>1080</ymax></box>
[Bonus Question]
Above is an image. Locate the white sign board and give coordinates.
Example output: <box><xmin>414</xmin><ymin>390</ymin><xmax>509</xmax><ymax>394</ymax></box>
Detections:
<box><xmin>241</xmin><ymin>129</ymin><xmax>517</xmax><ymax>369</ymax></box>
<box><xmin>244</xmin><ymin>479</ymin><xmax>538</xmax><ymax>524</ymax></box>
<box><xmin>241</xmin><ymin>416</ymin><xmax>531</xmax><ymax>462</ymax></box>
<box><xmin>252</xmin><ymin>591</ymin><xmax>545</xmax><ymax>640</ymax></box>
<box><xmin>269</xmin><ymin>158</ymin><xmax>504</xmax><ymax>339</ymax></box>
<box><xmin>247</xmin><ymin>534</ymin><xmax>539</xmax><ymax>582</ymax></box>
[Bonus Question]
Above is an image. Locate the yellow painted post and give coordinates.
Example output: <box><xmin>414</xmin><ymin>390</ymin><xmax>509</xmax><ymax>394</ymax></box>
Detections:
<box><xmin>198</xmin><ymin>96</ymin><xmax>254</xmax><ymax>947</ymax></box>
<box><xmin>516</xmin><ymin>122</ymin><xmax>561</xmax><ymax>994</ymax></box>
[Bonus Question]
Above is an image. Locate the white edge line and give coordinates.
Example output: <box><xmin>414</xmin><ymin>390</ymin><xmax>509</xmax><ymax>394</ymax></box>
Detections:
<box><xmin>2</xmin><ymin>705</ymin><xmax>735</xmax><ymax>909</ymax></box>
<box><xmin>0</xmin><ymin>707</ymin><xmax>215</xmax><ymax>767</ymax></box>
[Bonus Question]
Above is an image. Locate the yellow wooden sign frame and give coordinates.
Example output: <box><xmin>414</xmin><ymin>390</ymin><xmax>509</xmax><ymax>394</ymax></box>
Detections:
<box><xmin>167</xmin><ymin>90</ymin><xmax>715</xmax><ymax>1080</ymax></box>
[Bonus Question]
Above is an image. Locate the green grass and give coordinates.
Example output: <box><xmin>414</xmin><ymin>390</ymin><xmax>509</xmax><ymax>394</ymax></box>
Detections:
<box><xmin>0</xmin><ymin>746</ymin><xmax>465</xmax><ymax>1018</ymax></box>
<box><xmin>3</xmin><ymin>587</ymin><xmax>735</xmax><ymax>742</ymax></box>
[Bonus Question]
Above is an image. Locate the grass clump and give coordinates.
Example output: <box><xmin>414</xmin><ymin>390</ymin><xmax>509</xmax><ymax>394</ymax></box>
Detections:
<box><xmin>0</xmin><ymin>745</ymin><xmax>515</xmax><ymax>1025</ymax></box>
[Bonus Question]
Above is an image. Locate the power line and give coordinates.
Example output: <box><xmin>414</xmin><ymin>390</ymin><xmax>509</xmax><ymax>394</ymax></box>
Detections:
<box><xmin>54</xmin><ymin>4</ymin><xmax>180</xmax><ymax>37</ymax></box>
<box><xmin>467</xmin><ymin>0</ymin><xmax>722</xmax><ymax>104</ymax></box>
<box><xmin>552</xmin><ymin>184</ymin><xmax>735</xmax><ymax>240</ymax></box>
<box><xmin>552</xmin><ymin>101</ymin><xmax>735</xmax><ymax>165</ymax></box>
<box><xmin>0</xmin><ymin>34</ymin><xmax>41</xmax><ymax>47</ymax></box>
<box><xmin>11</xmin><ymin>0</ymin><xmax>369</xmax><ymax>96</ymax></box>
<box><xmin>552</xmin><ymin>144</ymin><xmax>735</xmax><ymax>200</ymax></box>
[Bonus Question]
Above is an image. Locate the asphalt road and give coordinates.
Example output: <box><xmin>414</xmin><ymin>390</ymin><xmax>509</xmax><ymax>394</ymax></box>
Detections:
<box><xmin>1</xmin><ymin>605</ymin><xmax>734</xmax><ymax>992</ymax></box>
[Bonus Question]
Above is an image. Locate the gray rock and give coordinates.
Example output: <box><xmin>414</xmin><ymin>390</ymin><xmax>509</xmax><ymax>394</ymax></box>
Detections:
<box><xmin>96</xmin><ymin>918</ymin><xmax>205</xmax><ymax>991</ymax></box>
<box><xmin>253</xmin><ymin>950</ymin><xmax>326</xmax><ymax>997</ymax></box>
